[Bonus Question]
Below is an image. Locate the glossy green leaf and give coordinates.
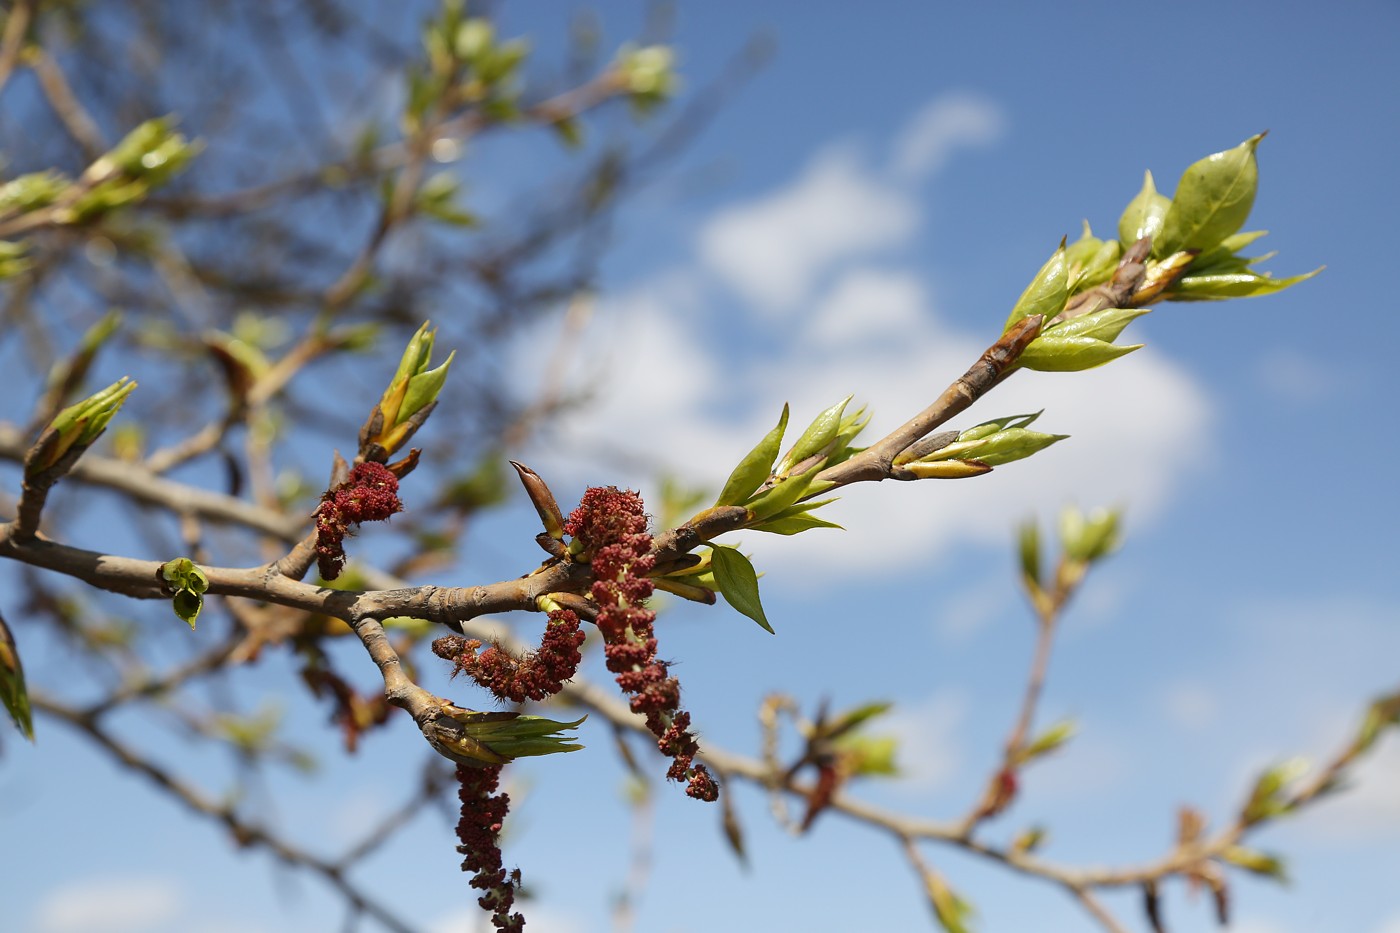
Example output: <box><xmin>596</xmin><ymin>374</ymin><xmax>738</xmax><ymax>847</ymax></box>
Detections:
<box><xmin>744</xmin><ymin>466</ymin><xmax>819</xmax><ymax>520</ymax></box>
<box><xmin>1167</xmin><ymin>267</ymin><xmax>1321</xmax><ymax>301</ymax></box>
<box><xmin>1046</xmin><ymin>307</ymin><xmax>1149</xmax><ymax>343</ymax></box>
<box><xmin>1004</xmin><ymin>243</ymin><xmax>1068</xmax><ymax>332</ymax></box>
<box><xmin>400</xmin><ymin>351</ymin><xmax>455</xmax><ymax>424</ymax></box>
<box><xmin>1117</xmin><ymin>170</ymin><xmax>1171</xmax><ymax>248</ymax></box>
<box><xmin>1189</xmin><ymin>229</ymin><xmax>1270</xmax><ymax>273</ymax></box>
<box><xmin>716</xmin><ymin>404</ymin><xmax>788</xmax><ymax>507</ymax></box>
<box><xmin>709</xmin><ymin>545</ymin><xmax>774</xmax><ymax>634</ymax></box>
<box><xmin>0</xmin><ymin>613</ymin><xmax>34</xmax><ymax>741</ymax></box>
<box><xmin>172</xmin><ymin>590</ymin><xmax>203</xmax><ymax>629</ymax></box>
<box><xmin>1157</xmin><ymin>134</ymin><xmax>1263</xmax><ymax>256</ymax></box>
<box><xmin>748</xmin><ymin>512</ymin><xmax>844</xmax><ymax>536</ymax></box>
<box><xmin>1018</xmin><ymin>335</ymin><xmax>1141</xmax><ymax>372</ymax></box>
<box><xmin>778</xmin><ymin>396</ymin><xmax>851</xmax><ymax>475</ymax></box>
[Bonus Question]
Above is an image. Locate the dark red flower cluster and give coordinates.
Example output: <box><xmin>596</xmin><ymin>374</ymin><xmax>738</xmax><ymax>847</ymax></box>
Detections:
<box><xmin>455</xmin><ymin>763</ymin><xmax>523</xmax><ymax>933</ymax></box>
<box><xmin>567</xmin><ymin>486</ymin><xmax>718</xmax><ymax>802</ymax></box>
<box><xmin>431</xmin><ymin>609</ymin><xmax>585</xmax><ymax>703</ymax></box>
<box><xmin>314</xmin><ymin>461</ymin><xmax>403</xmax><ymax>580</ymax></box>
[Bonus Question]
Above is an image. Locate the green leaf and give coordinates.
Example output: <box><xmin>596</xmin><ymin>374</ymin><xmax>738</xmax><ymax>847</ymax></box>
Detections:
<box><xmin>709</xmin><ymin>545</ymin><xmax>774</xmax><ymax>633</ymax></box>
<box><xmin>1117</xmin><ymin>170</ymin><xmax>1171</xmax><ymax>248</ymax></box>
<box><xmin>748</xmin><ymin>512</ymin><xmax>844</xmax><ymax>536</ymax></box>
<box><xmin>744</xmin><ymin>466</ymin><xmax>819</xmax><ymax>521</ymax></box>
<box><xmin>778</xmin><ymin>396</ymin><xmax>851</xmax><ymax>475</ymax></box>
<box><xmin>1167</xmin><ymin>267</ymin><xmax>1321</xmax><ymax>301</ymax></box>
<box><xmin>1156</xmin><ymin>134</ymin><xmax>1263</xmax><ymax>256</ymax></box>
<box><xmin>1022</xmin><ymin>720</ymin><xmax>1076</xmax><ymax>759</ymax></box>
<box><xmin>715</xmin><ymin>404</ymin><xmax>789</xmax><ymax>507</ymax></box>
<box><xmin>834</xmin><ymin>734</ymin><xmax>899</xmax><ymax>777</ymax></box>
<box><xmin>1018</xmin><ymin>335</ymin><xmax>1142</xmax><ymax>372</ymax></box>
<box><xmin>1221</xmin><ymin>846</ymin><xmax>1289</xmax><ymax>883</ymax></box>
<box><xmin>172</xmin><ymin>590</ymin><xmax>203</xmax><ymax>630</ymax></box>
<box><xmin>400</xmin><ymin>351</ymin><xmax>455</xmax><ymax>423</ymax></box>
<box><xmin>827</xmin><ymin>700</ymin><xmax>893</xmax><ymax>735</ymax></box>
<box><xmin>1189</xmin><ymin>229</ymin><xmax>1270</xmax><ymax>273</ymax></box>
<box><xmin>1017</xmin><ymin>520</ymin><xmax>1041</xmax><ymax>588</ymax></box>
<box><xmin>0</xmin><ymin>613</ymin><xmax>34</xmax><ymax>741</ymax></box>
<box><xmin>1045</xmin><ymin>307</ymin><xmax>1149</xmax><ymax>343</ymax></box>
<box><xmin>1004</xmin><ymin>242</ymin><xmax>1068</xmax><ymax>331</ymax></box>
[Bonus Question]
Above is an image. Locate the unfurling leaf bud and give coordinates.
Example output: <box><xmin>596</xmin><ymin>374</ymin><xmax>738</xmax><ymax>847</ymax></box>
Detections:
<box><xmin>424</xmin><ymin>706</ymin><xmax>585</xmax><ymax>767</ymax></box>
<box><xmin>26</xmin><ymin>378</ymin><xmax>138</xmax><ymax>477</ymax></box>
<box><xmin>1059</xmin><ymin>506</ymin><xmax>1121</xmax><ymax>564</ymax></box>
<box><xmin>160</xmin><ymin>557</ymin><xmax>210</xmax><ymax>630</ymax></box>
<box><xmin>360</xmin><ymin>322</ymin><xmax>454</xmax><ymax>460</ymax></box>
<box><xmin>0</xmin><ymin>612</ymin><xmax>34</xmax><ymax>741</ymax></box>
<box><xmin>1017</xmin><ymin>520</ymin><xmax>1042</xmax><ymax>589</ymax></box>
<box><xmin>1118</xmin><ymin>170</ymin><xmax>1171</xmax><ymax>249</ymax></box>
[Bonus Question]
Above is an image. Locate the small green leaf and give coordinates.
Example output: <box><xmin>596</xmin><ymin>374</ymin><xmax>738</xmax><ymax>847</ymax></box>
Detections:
<box><xmin>172</xmin><ymin>590</ymin><xmax>203</xmax><ymax>630</ymax></box>
<box><xmin>1157</xmin><ymin>134</ymin><xmax>1263</xmax><ymax>257</ymax></box>
<box><xmin>1167</xmin><ymin>267</ymin><xmax>1321</xmax><ymax>301</ymax></box>
<box><xmin>709</xmin><ymin>545</ymin><xmax>774</xmax><ymax>633</ymax></box>
<box><xmin>749</xmin><ymin>512</ymin><xmax>844</xmax><ymax>536</ymax></box>
<box><xmin>1221</xmin><ymin>846</ymin><xmax>1289</xmax><ymax>883</ymax></box>
<box><xmin>1189</xmin><ymin>229</ymin><xmax>1270</xmax><ymax>273</ymax></box>
<box><xmin>1117</xmin><ymin>170</ymin><xmax>1171</xmax><ymax>248</ymax></box>
<box><xmin>1017</xmin><ymin>520</ymin><xmax>1041</xmax><ymax>588</ymax></box>
<box><xmin>716</xmin><ymin>404</ymin><xmax>789</xmax><ymax>507</ymax></box>
<box><xmin>1045</xmin><ymin>307</ymin><xmax>1149</xmax><ymax>343</ymax></box>
<box><xmin>400</xmin><ymin>351</ymin><xmax>455</xmax><ymax>423</ymax></box>
<box><xmin>1004</xmin><ymin>242</ymin><xmax>1068</xmax><ymax>332</ymax></box>
<box><xmin>1022</xmin><ymin>720</ymin><xmax>1076</xmax><ymax>760</ymax></box>
<box><xmin>827</xmin><ymin>701</ymin><xmax>893</xmax><ymax>736</ymax></box>
<box><xmin>1018</xmin><ymin>336</ymin><xmax>1141</xmax><ymax>372</ymax></box>
<box><xmin>777</xmin><ymin>396</ymin><xmax>851</xmax><ymax>475</ymax></box>
<box><xmin>744</xmin><ymin>467</ymin><xmax>819</xmax><ymax>521</ymax></box>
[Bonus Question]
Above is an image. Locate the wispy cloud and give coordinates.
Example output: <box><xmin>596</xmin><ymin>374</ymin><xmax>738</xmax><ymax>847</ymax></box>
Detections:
<box><xmin>889</xmin><ymin>90</ymin><xmax>1006</xmax><ymax>181</ymax></box>
<box><xmin>34</xmin><ymin>876</ymin><xmax>182</xmax><ymax>933</ymax></box>
<box><xmin>519</xmin><ymin>91</ymin><xmax>1212</xmax><ymax>583</ymax></box>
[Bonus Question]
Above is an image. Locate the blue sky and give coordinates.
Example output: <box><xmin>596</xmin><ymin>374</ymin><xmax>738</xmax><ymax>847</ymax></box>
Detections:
<box><xmin>3</xmin><ymin>2</ymin><xmax>1399</xmax><ymax>932</ymax></box>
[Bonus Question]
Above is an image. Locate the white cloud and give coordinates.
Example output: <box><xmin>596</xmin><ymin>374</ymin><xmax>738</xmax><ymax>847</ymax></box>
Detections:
<box><xmin>34</xmin><ymin>876</ymin><xmax>182</xmax><ymax>933</ymax></box>
<box><xmin>1373</xmin><ymin>911</ymin><xmax>1400</xmax><ymax>933</ymax></box>
<box><xmin>1300</xmin><ymin>739</ymin><xmax>1400</xmax><ymax>843</ymax></box>
<box><xmin>697</xmin><ymin>146</ymin><xmax>918</xmax><ymax>313</ymax></box>
<box><xmin>882</xmin><ymin>689</ymin><xmax>967</xmax><ymax>793</ymax></box>
<box><xmin>518</xmin><ymin>91</ymin><xmax>1213</xmax><ymax>586</ymax></box>
<box><xmin>890</xmin><ymin>91</ymin><xmax>1006</xmax><ymax>181</ymax></box>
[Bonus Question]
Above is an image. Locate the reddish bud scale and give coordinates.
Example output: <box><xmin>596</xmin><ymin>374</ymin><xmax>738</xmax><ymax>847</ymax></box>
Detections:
<box><xmin>432</xmin><ymin>609</ymin><xmax>586</xmax><ymax>703</ymax></box>
<box><xmin>314</xmin><ymin>461</ymin><xmax>403</xmax><ymax>580</ymax></box>
<box><xmin>567</xmin><ymin>486</ymin><xmax>719</xmax><ymax>802</ymax></box>
<box><xmin>456</xmin><ymin>763</ymin><xmax>523</xmax><ymax>933</ymax></box>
